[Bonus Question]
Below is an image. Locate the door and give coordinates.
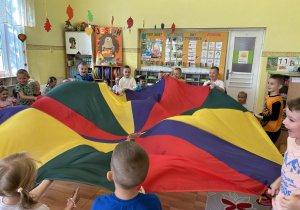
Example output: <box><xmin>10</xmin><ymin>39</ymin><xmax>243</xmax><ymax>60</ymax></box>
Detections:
<box><xmin>225</xmin><ymin>30</ymin><xmax>265</xmax><ymax>112</ymax></box>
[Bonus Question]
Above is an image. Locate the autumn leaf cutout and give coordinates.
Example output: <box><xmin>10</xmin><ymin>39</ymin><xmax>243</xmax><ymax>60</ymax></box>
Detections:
<box><xmin>66</xmin><ymin>5</ymin><xmax>73</xmax><ymax>20</ymax></box>
<box><xmin>127</xmin><ymin>17</ymin><xmax>133</xmax><ymax>29</ymax></box>
<box><xmin>88</xmin><ymin>10</ymin><xmax>93</xmax><ymax>23</ymax></box>
<box><xmin>44</xmin><ymin>18</ymin><xmax>52</xmax><ymax>32</ymax></box>
<box><xmin>171</xmin><ymin>23</ymin><xmax>175</xmax><ymax>33</ymax></box>
<box><xmin>44</xmin><ymin>0</ymin><xmax>51</xmax><ymax>32</ymax></box>
<box><xmin>111</xmin><ymin>16</ymin><xmax>114</xmax><ymax>27</ymax></box>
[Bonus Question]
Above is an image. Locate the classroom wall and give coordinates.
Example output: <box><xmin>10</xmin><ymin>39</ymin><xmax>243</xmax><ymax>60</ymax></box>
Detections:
<box><xmin>26</xmin><ymin>0</ymin><xmax>300</xmax><ymax>110</ymax></box>
<box><xmin>26</xmin><ymin>0</ymin><xmax>67</xmax><ymax>84</ymax></box>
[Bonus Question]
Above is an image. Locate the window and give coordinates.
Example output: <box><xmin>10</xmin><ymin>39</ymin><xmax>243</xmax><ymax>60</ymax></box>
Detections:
<box><xmin>0</xmin><ymin>35</ymin><xmax>3</xmax><ymax>72</ymax></box>
<box><xmin>0</xmin><ymin>24</ymin><xmax>26</xmax><ymax>77</ymax></box>
<box><xmin>0</xmin><ymin>0</ymin><xmax>35</xmax><ymax>78</ymax></box>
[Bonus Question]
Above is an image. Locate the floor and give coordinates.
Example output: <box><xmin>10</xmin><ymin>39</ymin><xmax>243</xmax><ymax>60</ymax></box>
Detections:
<box><xmin>39</xmin><ymin>180</ymin><xmax>207</xmax><ymax>210</ymax></box>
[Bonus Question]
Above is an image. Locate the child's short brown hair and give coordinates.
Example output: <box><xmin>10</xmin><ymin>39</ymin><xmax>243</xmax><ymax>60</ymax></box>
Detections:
<box><xmin>17</xmin><ymin>69</ymin><xmax>29</xmax><ymax>77</ymax></box>
<box><xmin>29</xmin><ymin>80</ymin><xmax>39</xmax><ymax>87</ymax></box>
<box><xmin>270</xmin><ymin>74</ymin><xmax>285</xmax><ymax>86</ymax></box>
<box><xmin>238</xmin><ymin>91</ymin><xmax>247</xmax><ymax>99</ymax></box>
<box><xmin>111</xmin><ymin>141</ymin><xmax>149</xmax><ymax>189</ymax></box>
<box><xmin>123</xmin><ymin>65</ymin><xmax>131</xmax><ymax>71</ymax></box>
<box><xmin>0</xmin><ymin>86</ymin><xmax>8</xmax><ymax>94</ymax></box>
<box><xmin>210</xmin><ymin>66</ymin><xmax>219</xmax><ymax>73</ymax></box>
<box><xmin>287</xmin><ymin>97</ymin><xmax>300</xmax><ymax>112</ymax></box>
<box><xmin>78</xmin><ymin>61</ymin><xmax>88</xmax><ymax>68</ymax></box>
<box><xmin>139</xmin><ymin>76</ymin><xmax>146</xmax><ymax>81</ymax></box>
<box><xmin>174</xmin><ymin>67</ymin><xmax>182</xmax><ymax>74</ymax></box>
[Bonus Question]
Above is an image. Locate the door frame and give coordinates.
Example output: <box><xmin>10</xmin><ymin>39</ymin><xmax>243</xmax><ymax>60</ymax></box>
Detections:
<box><xmin>224</xmin><ymin>28</ymin><xmax>266</xmax><ymax>111</ymax></box>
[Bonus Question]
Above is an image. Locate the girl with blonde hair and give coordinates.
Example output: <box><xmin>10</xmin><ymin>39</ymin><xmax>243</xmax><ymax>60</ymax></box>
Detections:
<box><xmin>0</xmin><ymin>152</ymin><xmax>79</xmax><ymax>209</ymax></box>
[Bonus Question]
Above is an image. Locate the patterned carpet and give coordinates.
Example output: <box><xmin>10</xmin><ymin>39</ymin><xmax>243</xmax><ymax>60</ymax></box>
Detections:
<box><xmin>205</xmin><ymin>191</ymin><xmax>272</xmax><ymax>210</ymax></box>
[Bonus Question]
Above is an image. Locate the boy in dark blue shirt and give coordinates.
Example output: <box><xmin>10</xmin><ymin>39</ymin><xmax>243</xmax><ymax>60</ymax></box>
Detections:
<box><xmin>92</xmin><ymin>141</ymin><xmax>162</xmax><ymax>210</ymax></box>
<box><xmin>74</xmin><ymin>61</ymin><xmax>94</xmax><ymax>82</ymax></box>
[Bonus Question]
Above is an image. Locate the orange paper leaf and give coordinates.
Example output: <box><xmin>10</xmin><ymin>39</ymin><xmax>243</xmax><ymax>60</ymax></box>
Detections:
<box><xmin>66</xmin><ymin>5</ymin><xmax>73</xmax><ymax>20</ymax></box>
<box><xmin>171</xmin><ymin>23</ymin><xmax>175</xmax><ymax>33</ymax></box>
<box><xmin>111</xmin><ymin>16</ymin><xmax>114</xmax><ymax>27</ymax></box>
<box><xmin>44</xmin><ymin>18</ymin><xmax>52</xmax><ymax>32</ymax></box>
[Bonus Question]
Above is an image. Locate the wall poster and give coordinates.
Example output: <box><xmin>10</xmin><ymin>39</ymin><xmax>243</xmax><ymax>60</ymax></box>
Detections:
<box><xmin>95</xmin><ymin>26</ymin><xmax>123</xmax><ymax>65</ymax></box>
<box><xmin>139</xmin><ymin>30</ymin><xmax>228</xmax><ymax>80</ymax></box>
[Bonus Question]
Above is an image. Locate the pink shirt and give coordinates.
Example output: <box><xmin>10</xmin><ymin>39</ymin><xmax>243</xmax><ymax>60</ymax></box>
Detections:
<box><xmin>0</xmin><ymin>100</ymin><xmax>13</xmax><ymax>108</ymax></box>
<box><xmin>273</xmin><ymin>137</ymin><xmax>300</xmax><ymax>209</ymax></box>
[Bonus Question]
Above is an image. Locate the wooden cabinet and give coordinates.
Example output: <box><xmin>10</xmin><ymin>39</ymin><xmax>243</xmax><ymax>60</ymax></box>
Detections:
<box><xmin>0</xmin><ymin>77</ymin><xmax>17</xmax><ymax>88</ymax></box>
<box><xmin>65</xmin><ymin>32</ymin><xmax>94</xmax><ymax>78</ymax></box>
<box><xmin>0</xmin><ymin>77</ymin><xmax>17</xmax><ymax>95</ymax></box>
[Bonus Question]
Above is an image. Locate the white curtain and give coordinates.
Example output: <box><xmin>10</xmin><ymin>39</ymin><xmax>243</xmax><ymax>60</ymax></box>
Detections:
<box><xmin>0</xmin><ymin>25</ymin><xmax>25</xmax><ymax>76</ymax></box>
<box><xmin>0</xmin><ymin>0</ymin><xmax>35</xmax><ymax>27</ymax></box>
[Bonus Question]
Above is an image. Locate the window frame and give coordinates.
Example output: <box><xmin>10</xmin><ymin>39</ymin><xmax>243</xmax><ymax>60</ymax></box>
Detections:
<box><xmin>0</xmin><ymin>24</ymin><xmax>27</xmax><ymax>78</ymax></box>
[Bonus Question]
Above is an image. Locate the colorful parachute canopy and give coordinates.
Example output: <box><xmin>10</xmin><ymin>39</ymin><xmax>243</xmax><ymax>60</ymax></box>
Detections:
<box><xmin>0</xmin><ymin>76</ymin><xmax>282</xmax><ymax>195</ymax></box>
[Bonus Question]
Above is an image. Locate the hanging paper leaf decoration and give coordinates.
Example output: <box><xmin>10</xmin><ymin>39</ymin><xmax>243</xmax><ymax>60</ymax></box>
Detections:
<box><xmin>161</xmin><ymin>23</ymin><xmax>164</xmax><ymax>30</ymax></box>
<box><xmin>111</xmin><ymin>16</ymin><xmax>114</xmax><ymax>27</ymax></box>
<box><xmin>18</xmin><ymin>34</ymin><xmax>27</xmax><ymax>42</ymax></box>
<box><xmin>127</xmin><ymin>16</ymin><xmax>133</xmax><ymax>29</ymax></box>
<box><xmin>154</xmin><ymin>25</ymin><xmax>156</xmax><ymax>30</ymax></box>
<box><xmin>88</xmin><ymin>10</ymin><xmax>94</xmax><ymax>23</ymax></box>
<box><xmin>171</xmin><ymin>23</ymin><xmax>175</xmax><ymax>33</ymax></box>
<box><xmin>85</xmin><ymin>27</ymin><xmax>93</xmax><ymax>36</ymax></box>
<box><xmin>44</xmin><ymin>18</ymin><xmax>52</xmax><ymax>32</ymax></box>
<box><xmin>66</xmin><ymin>5</ymin><xmax>73</xmax><ymax>20</ymax></box>
<box><xmin>142</xmin><ymin>33</ymin><xmax>146</xmax><ymax>40</ymax></box>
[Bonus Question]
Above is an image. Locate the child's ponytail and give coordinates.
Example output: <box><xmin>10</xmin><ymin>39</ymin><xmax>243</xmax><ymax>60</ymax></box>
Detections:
<box><xmin>19</xmin><ymin>187</ymin><xmax>37</xmax><ymax>209</ymax></box>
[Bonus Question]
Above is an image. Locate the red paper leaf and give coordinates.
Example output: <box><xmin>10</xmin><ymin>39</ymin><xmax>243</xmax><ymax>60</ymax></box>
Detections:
<box><xmin>127</xmin><ymin>16</ymin><xmax>133</xmax><ymax>29</ymax></box>
<box><xmin>44</xmin><ymin>18</ymin><xmax>52</xmax><ymax>32</ymax></box>
<box><xmin>171</xmin><ymin>23</ymin><xmax>175</xmax><ymax>33</ymax></box>
<box><xmin>66</xmin><ymin>5</ymin><xmax>73</xmax><ymax>20</ymax></box>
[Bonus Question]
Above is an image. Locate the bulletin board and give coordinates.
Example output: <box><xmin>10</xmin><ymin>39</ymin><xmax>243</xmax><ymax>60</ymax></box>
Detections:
<box><xmin>266</xmin><ymin>56</ymin><xmax>300</xmax><ymax>72</ymax></box>
<box><xmin>95</xmin><ymin>26</ymin><xmax>123</xmax><ymax>66</ymax></box>
<box><xmin>139</xmin><ymin>30</ymin><xmax>228</xmax><ymax>80</ymax></box>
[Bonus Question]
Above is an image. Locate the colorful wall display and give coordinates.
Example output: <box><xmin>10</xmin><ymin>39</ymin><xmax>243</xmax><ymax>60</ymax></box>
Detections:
<box><xmin>95</xmin><ymin>26</ymin><xmax>123</xmax><ymax>66</ymax></box>
<box><xmin>139</xmin><ymin>30</ymin><xmax>228</xmax><ymax>79</ymax></box>
<box><xmin>266</xmin><ymin>57</ymin><xmax>300</xmax><ymax>72</ymax></box>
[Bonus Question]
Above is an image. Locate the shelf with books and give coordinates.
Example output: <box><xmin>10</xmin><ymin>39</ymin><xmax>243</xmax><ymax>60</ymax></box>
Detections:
<box><xmin>135</xmin><ymin>69</ymin><xmax>209</xmax><ymax>85</ymax></box>
<box><xmin>65</xmin><ymin>31</ymin><xmax>94</xmax><ymax>79</ymax></box>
